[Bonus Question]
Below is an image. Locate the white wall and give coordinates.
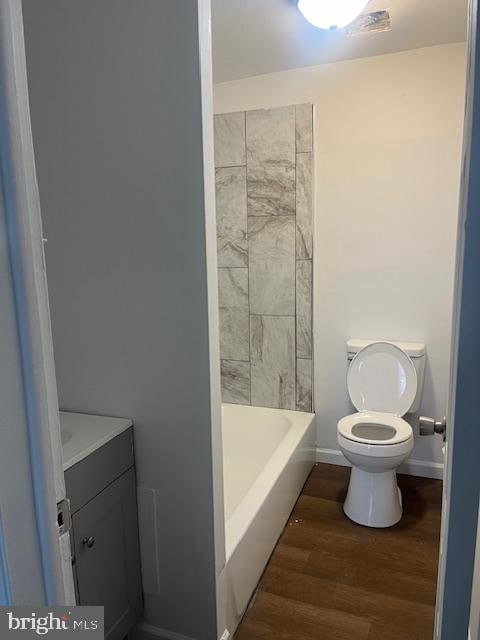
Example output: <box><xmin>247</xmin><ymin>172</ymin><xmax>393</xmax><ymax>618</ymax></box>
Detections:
<box><xmin>214</xmin><ymin>43</ymin><xmax>466</xmax><ymax>468</ymax></box>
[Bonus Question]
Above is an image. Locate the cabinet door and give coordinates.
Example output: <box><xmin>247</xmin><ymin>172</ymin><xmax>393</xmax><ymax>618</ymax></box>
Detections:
<box><xmin>72</xmin><ymin>468</ymin><xmax>142</xmax><ymax>640</ymax></box>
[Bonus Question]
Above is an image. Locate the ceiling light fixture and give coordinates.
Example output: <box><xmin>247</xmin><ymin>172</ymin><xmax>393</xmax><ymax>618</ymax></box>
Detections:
<box><xmin>297</xmin><ymin>0</ymin><xmax>369</xmax><ymax>30</ymax></box>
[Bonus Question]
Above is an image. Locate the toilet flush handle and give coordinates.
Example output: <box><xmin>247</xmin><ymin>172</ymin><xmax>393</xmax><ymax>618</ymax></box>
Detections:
<box><xmin>419</xmin><ymin>416</ymin><xmax>447</xmax><ymax>441</ymax></box>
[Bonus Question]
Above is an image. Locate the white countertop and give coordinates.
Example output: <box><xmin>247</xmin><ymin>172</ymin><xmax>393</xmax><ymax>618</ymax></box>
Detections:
<box><xmin>60</xmin><ymin>411</ymin><xmax>133</xmax><ymax>471</ymax></box>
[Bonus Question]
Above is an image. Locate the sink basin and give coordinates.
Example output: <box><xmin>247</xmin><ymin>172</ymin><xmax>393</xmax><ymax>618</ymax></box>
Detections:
<box><xmin>61</xmin><ymin>427</ymin><xmax>72</xmax><ymax>445</ymax></box>
<box><xmin>60</xmin><ymin>412</ymin><xmax>133</xmax><ymax>470</ymax></box>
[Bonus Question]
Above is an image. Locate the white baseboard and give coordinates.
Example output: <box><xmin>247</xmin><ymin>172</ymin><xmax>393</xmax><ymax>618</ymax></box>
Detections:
<box><xmin>133</xmin><ymin>621</ymin><xmax>197</xmax><ymax>640</ymax></box>
<box><xmin>400</xmin><ymin>457</ymin><xmax>444</xmax><ymax>479</ymax></box>
<box><xmin>315</xmin><ymin>447</ymin><xmax>444</xmax><ymax>480</ymax></box>
<box><xmin>316</xmin><ymin>447</ymin><xmax>351</xmax><ymax>468</ymax></box>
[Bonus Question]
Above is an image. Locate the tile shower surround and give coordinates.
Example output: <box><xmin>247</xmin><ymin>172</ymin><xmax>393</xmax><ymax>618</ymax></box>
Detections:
<box><xmin>215</xmin><ymin>105</ymin><xmax>313</xmax><ymax>412</ymax></box>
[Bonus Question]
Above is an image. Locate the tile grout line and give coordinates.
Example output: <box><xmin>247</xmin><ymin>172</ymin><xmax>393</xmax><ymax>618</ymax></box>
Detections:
<box><xmin>294</xmin><ymin>107</ymin><xmax>298</xmax><ymax>411</ymax></box>
<box><xmin>244</xmin><ymin>110</ymin><xmax>253</xmax><ymax>407</ymax></box>
<box><xmin>215</xmin><ymin>164</ymin><xmax>246</xmax><ymax>169</ymax></box>
<box><xmin>309</xmin><ymin>105</ymin><xmax>314</xmax><ymax>411</ymax></box>
<box><xmin>247</xmin><ymin>214</ymin><xmax>296</xmax><ymax>219</ymax></box>
<box><xmin>218</xmin><ymin>266</ymin><xmax>248</xmax><ymax>270</ymax></box>
<box><xmin>250</xmin><ymin>314</ymin><xmax>296</xmax><ymax>318</ymax></box>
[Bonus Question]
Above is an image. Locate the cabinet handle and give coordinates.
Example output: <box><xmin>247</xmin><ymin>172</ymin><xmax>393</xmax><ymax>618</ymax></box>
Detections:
<box><xmin>82</xmin><ymin>536</ymin><xmax>95</xmax><ymax>549</ymax></box>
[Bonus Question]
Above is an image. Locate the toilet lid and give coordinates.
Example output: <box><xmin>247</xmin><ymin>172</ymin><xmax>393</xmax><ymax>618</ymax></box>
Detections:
<box><xmin>347</xmin><ymin>342</ymin><xmax>417</xmax><ymax>416</ymax></box>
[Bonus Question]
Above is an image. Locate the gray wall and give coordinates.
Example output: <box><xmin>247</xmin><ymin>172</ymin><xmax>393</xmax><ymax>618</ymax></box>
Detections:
<box><xmin>214</xmin><ymin>106</ymin><xmax>313</xmax><ymax>411</ymax></box>
<box><xmin>22</xmin><ymin>1</ymin><xmax>217</xmax><ymax>638</ymax></box>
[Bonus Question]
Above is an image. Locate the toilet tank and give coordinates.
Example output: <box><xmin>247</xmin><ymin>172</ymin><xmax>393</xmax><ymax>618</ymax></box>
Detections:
<box><xmin>346</xmin><ymin>339</ymin><xmax>426</xmax><ymax>414</ymax></box>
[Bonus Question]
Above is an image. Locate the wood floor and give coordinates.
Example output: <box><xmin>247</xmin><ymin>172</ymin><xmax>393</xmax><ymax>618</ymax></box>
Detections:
<box><xmin>235</xmin><ymin>463</ymin><xmax>443</xmax><ymax>640</ymax></box>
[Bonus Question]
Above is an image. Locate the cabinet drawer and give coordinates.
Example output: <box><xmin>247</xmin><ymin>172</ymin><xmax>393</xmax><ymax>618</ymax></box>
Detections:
<box><xmin>65</xmin><ymin>428</ymin><xmax>134</xmax><ymax>513</ymax></box>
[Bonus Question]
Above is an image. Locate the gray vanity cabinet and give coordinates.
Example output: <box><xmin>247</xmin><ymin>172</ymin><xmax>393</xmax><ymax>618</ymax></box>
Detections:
<box><xmin>65</xmin><ymin>428</ymin><xmax>142</xmax><ymax>640</ymax></box>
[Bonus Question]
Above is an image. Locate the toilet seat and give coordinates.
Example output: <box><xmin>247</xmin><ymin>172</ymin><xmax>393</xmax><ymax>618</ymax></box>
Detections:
<box><xmin>338</xmin><ymin>411</ymin><xmax>413</xmax><ymax>446</ymax></box>
<box><xmin>340</xmin><ymin>342</ymin><xmax>416</xmax><ymax>448</ymax></box>
<box><xmin>347</xmin><ymin>342</ymin><xmax>417</xmax><ymax>416</ymax></box>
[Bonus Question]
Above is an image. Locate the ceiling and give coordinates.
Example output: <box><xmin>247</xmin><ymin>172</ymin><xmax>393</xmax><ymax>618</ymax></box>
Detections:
<box><xmin>212</xmin><ymin>0</ymin><xmax>467</xmax><ymax>83</ymax></box>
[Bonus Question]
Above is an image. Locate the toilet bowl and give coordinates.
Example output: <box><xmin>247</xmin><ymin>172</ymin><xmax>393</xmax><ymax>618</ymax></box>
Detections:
<box><xmin>338</xmin><ymin>412</ymin><xmax>414</xmax><ymax>527</ymax></box>
<box><xmin>338</xmin><ymin>341</ymin><xmax>425</xmax><ymax>528</ymax></box>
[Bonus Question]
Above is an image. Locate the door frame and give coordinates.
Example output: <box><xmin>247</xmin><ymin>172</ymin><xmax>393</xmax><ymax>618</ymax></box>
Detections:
<box><xmin>1</xmin><ymin>0</ymin><xmax>480</xmax><ymax>635</ymax></box>
<box><xmin>435</xmin><ymin>0</ymin><xmax>480</xmax><ymax>637</ymax></box>
<box><xmin>0</xmin><ymin>0</ymin><xmax>73</xmax><ymax>605</ymax></box>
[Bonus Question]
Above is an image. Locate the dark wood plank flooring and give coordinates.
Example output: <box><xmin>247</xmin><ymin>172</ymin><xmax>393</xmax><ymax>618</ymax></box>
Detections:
<box><xmin>235</xmin><ymin>463</ymin><xmax>442</xmax><ymax>640</ymax></box>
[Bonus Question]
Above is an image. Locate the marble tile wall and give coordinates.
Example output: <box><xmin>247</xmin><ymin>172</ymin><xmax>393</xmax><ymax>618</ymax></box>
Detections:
<box><xmin>214</xmin><ymin>105</ymin><xmax>313</xmax><ymax>412</ymax></box>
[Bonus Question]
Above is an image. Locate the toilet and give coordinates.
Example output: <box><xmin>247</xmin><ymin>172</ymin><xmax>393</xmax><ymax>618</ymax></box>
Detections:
<box><xmin>338</xmin><ymin>339</ymin><xmax>426</xmax><ymax>528</ymax></box>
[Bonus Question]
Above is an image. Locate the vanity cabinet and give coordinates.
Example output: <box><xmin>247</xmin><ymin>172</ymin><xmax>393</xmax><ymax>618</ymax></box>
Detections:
<box><xmin>65</xmin><ymin>428</ymin><xmax>142</xmax><ymax>640</ymax></box>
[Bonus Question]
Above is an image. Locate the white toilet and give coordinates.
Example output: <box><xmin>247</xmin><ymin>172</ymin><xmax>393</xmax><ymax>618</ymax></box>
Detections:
<box><xmin>338</xmin><ymin>339</ymin><xmax>426</xmax><ymax>528</ymax></box>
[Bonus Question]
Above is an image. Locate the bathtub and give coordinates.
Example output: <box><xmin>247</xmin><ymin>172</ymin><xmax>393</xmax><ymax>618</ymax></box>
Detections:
<box><xmin>221</xmin><ymin>403</ymin><xmax>315</xmax><ymax>634</ymax></box>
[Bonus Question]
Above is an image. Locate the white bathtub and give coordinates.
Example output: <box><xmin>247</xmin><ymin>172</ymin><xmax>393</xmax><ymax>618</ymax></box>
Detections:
<box><xmin>221</xmin><ymin>403</ymin><xmax>315</xmax><ymax>634</ymax></box>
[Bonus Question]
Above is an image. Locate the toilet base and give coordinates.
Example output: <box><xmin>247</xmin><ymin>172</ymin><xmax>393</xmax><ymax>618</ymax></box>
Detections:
<box><xmin>343</xmin><ymin>467</ymin><xmax>402</xmax><ymax>528</ymax></box>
